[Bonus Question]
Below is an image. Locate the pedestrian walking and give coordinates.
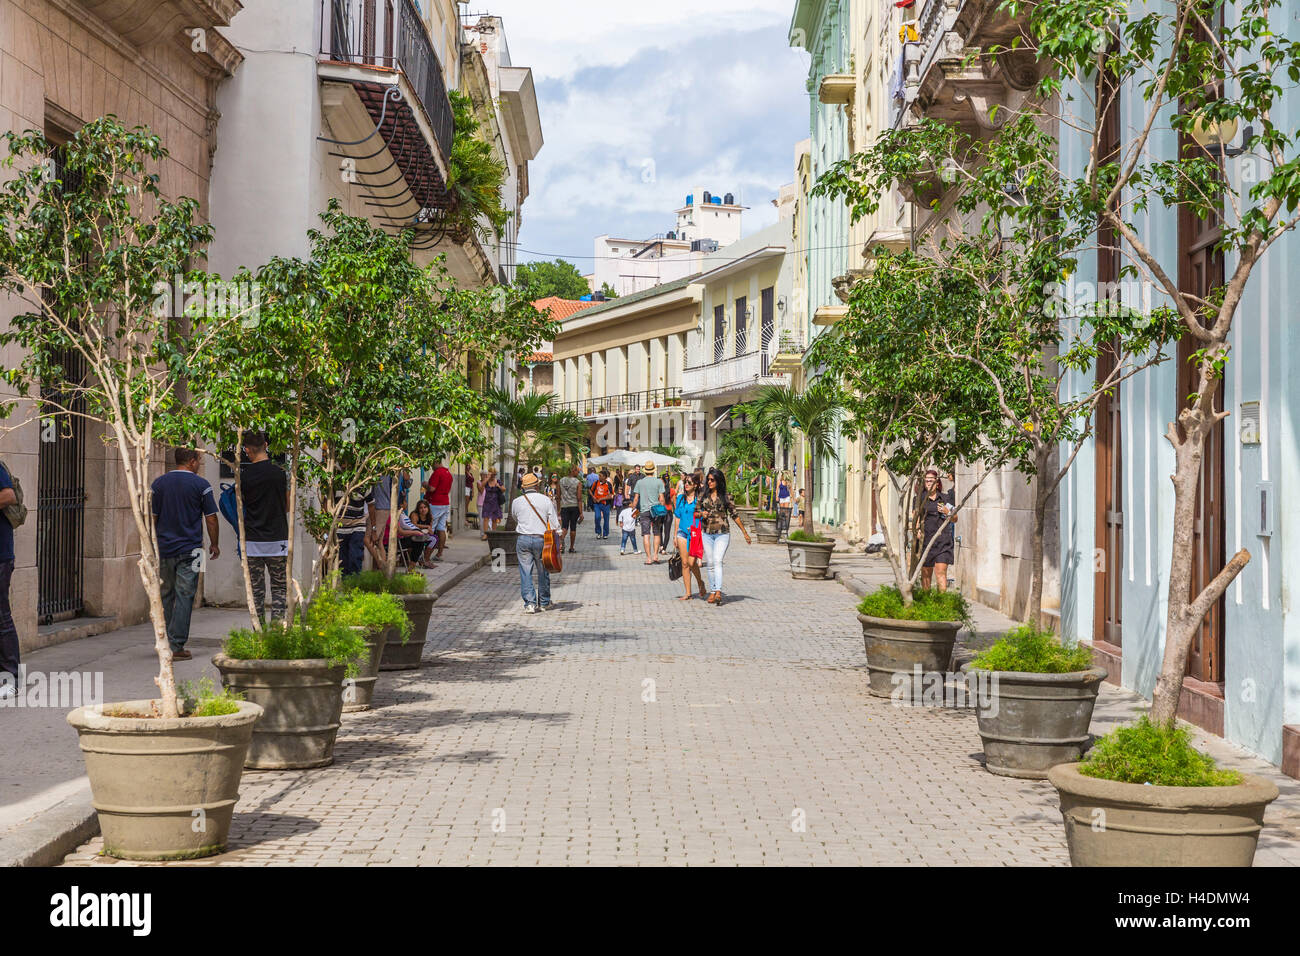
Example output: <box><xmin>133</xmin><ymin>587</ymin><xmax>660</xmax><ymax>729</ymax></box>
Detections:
<box><xmin>481</xmin><ymin>468</ymin><xmax>504</xmax><ymax>535</ymax></box>
<box><xmin>696</xmin><ymin>467</ymin><xmax>751</xmax><ymax>605</ymax></box>
<box><xmin>476</xmin><ymin>470</ymin><xmax>489</xmax><ymax>538</ymax></box>
<box><xmin>425</xmin><ymin>460</ymin><xmax>454</xmax><ymax>561</ymax></box>
<box><xmin>0</xmin><ymin>456</ymin><xmax>19</xmax><ymax>697</ymax></box>
<box><xmin>511</xmin><ymin>471</ymin><xmax>559</xmax><ymax>613</ymax></box>
<box><xmin>632</xmin><ymin>460</ymin><xmax>668</xmax><ymax>564</ymax></box>
<box><xmin>150</xmin><ymin>448</ymin><xmax>220</xmax><ymax>662</ymax></box>
<box><xmin>584</xmin><ymin>464</ymin><xmax>598</xmax><ymax>513</ymax></box>
<box><xmin>591</xmin><ymin>469</ymin><xmax>613</xmax><ymax>539</ymax></box>
<box><xmin>777</xmin><ymin>472</ymin><xmax>793</xmax><ymax>538</ymax></box>
<box><xmin>670</xmin><ymin>473</ymin><xmax>708</xmax><ymax>600</ymax></box>
<box><xmin>618</xmin><ymin>502</ymin><xmax>639</xmax><ymax>554</ymax></box>
<box><xmin>239</xmin><ymin>431</ymin><xmax>289</xmax><ymax>623</ymax></box>
<box><xmin>558</xmin><ymin>464</ymin><xmax>583</xmax><ymax>553</ymax></box>
<box><xmin>919</xmin><ymin>469</ymin><xmax>957</xmax><ymax>591</ymax></box>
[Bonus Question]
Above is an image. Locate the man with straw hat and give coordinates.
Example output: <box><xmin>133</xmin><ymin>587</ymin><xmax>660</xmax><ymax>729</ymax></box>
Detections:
<box><xmin>631</xmin><ymin>459</ymin><xmax>668</xmax><ymax>565</ymax></box>
<box><xmin>510</xmin><ymin>470</ymin><xmax>560</xmax><ymax>613</ymax></box>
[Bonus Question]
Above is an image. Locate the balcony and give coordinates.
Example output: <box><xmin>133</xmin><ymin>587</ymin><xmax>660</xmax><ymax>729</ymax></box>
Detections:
<box><xmin>893</xmin><ymin>0</ymin><xmax>1044</xmax><ymax>136</ymax></box>
<box><xmin>546</xmin><ymin>388</ymin><xmax>691</xmax><ymax>420</ymax></box>
<box><xmin>768</xmin><ymin>329</ymin><xmax>806</xmax><ymax>375</ymax></box>
<box><xmin>682</xmin><ymin>349</ymin><xmax>791</xmax><ymax>400</ymax></box>
<box><xmin>318</xmin><ymin>0</ymin><xmax>455</xmax><ymax>225</ymax></box>
<box><xmin>74</xmin><ymin>0</ymin><xmax>243</xmax><ymax>75</ymax></box>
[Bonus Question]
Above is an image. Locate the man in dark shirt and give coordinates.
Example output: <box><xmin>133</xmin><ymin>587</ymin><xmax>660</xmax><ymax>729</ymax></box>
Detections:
<box><xmin>151</xmin><ymin>447</ymin><xmax>219</xmax><ymax>660</ymax></box>
<box><xmin>0</xmin><ymin>459</ymin><xmax>20</xmax><ymax>694</ymax></box>
<box><xmin>239</xmin><ymin>431</ymin><xmax>289</xmax><ymax>623</ymax></box>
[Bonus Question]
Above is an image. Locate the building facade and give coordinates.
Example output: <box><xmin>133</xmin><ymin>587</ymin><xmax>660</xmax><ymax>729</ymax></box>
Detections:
<box><xmin>550</xmin><ymin>278</ymin><xmax>704</xmax><ymax>463</ymax></box>
<box><xmin>0</xmin><ymin>0</ymin><xmax>243</xmax><ymax>650</ymax></box>
<box><xmin>681</xmin><ymin>220</ymin><xmax>796</xmax><ymax>468</ymax></box>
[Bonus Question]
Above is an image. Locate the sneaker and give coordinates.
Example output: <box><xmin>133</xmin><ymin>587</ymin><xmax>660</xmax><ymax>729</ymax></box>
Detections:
<box><xmin>523</xmin><ymin>604</ymin><xmax>537</xmax><ymax>614</ymax></box>
<box><xmin>171</xmin><ymin>648</ymin><xmax>193</xmax><ymax>661</ymax></box>
<box><xmin>539</xmin><ymin>603</ymin><xmax>553</xmax><ymax>611</ymax></box>
<box><xmin>620</xmin><ymin>549</ymin><xmax>626</xmax><ymax>555</ymax></box>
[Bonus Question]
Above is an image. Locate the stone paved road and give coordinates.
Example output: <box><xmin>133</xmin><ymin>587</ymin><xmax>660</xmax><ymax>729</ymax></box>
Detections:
<box><xmin>61</xmin><ymin>535</ymin><xmax>1094</xmax><ymax>866</ymax></box>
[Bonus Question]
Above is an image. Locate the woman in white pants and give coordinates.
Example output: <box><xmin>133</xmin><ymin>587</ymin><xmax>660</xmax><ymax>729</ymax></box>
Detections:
<box><xmin>693</xmin><ymin>467</ymin><xmax>751</xmax><ymax>605</ymax></box>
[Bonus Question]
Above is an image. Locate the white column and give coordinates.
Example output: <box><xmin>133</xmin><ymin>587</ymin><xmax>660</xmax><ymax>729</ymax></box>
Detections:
<box><xmin>667</xmin><ymin>334</ymin><xmax>685</xmax><ymax>390</ymax></box>
<box><xmin>605</xmin><ymin>346</ymin><xmax>623</xmax><ymax>398</ymax></box>
<box><xmin>552</xmin><ymin>360</ymin><xmax>564</xmax><ymax>402</ymax></box>
<box><xmin>591</xmin><ymin>351</ymin><xmax>606</xmax><ymax>404</ymax></box>
<box><xmin>650</xmin><ymin>338</ymin><xmax>666</xmax><ymax>396</ymax></box>
<box><xmin>578</xmin><ymin>354</ymin><xmax>592</xmax><ymax>401</ymax></box>
<box><xmin>627</xmin><ymin>341</ymin><xmax>649</xmax><ymax>393</ymax></box>
<box><xmin>564</xmin><ymin>357</ymin><xmax>578</xmax><ymax>403</ymax></box>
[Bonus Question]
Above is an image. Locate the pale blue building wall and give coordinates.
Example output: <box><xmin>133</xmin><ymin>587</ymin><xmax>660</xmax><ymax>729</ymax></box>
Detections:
<box><xmin>1058</xmin><ymin>8</ymin><xmax>1300</xmax><ymax>763</ymax></box>
<box><xmin>791</xmin><ymin>0</ymin><xmax>851</xmax><ymax>526</ymax></box>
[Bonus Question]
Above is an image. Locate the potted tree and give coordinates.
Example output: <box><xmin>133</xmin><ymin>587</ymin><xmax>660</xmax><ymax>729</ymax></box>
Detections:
<box><xmin>805</xmin><ymin>248</ymin><xmax>1003</xmax><ymax>696</ymax></box>
<box><xmin>213</xmin><ymin>619</ymin><xmax>367</xmax><ymax>769</ymax></box>
<box><xmin>305</xmin><ymin>588</ymin><xmax>411</xmax><ymax>711</ymax></box>
<box><xmin>717</xmin><ymin>419</ymin><xmax>770</xmax><ymax>527</ymax></box>
<box><xmin>0</xmin><ymin>120</ymin><xmax>265</xmax><ymax>859</ymax></box>
<box><xmin>964</xmin><ymin>625</ymin><xmax>1107</xmax><ymax>777</ymax></box>
<box><xmin>745</xmin><ymin>383</ymin><xmax>844</xmax><ymax>576</ymax></box>
<box><xmin>342</xmin><ymin>570</ymin><xmax>438</xmax><ymax>670</ymax></box>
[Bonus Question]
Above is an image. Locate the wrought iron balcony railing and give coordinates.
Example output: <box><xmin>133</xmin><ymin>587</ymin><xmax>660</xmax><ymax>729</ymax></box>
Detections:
<box><xmin>322</xmin><ymin>0</ymin><xmax>454</xmax><ymax>162</ymax></box>
<box><xmin>545</xmin><ymin>388</ymin><xmax>686</xmax><ymax>419</ymax></box>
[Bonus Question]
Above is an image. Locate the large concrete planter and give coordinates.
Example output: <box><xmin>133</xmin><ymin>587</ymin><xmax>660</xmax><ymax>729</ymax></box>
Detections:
<box><xmin>1048</xmin><ymin>762</ymin><xmax>1279</xmax><ymax>867</ymax></box>
<box><xmin>753</xmin><ymin>515</ymin><xmax>780</xmax><ymax>544</ymax></box>
<box><xmin>858</xmin><ymin>613</ymin><xmax>961</xmax><ymax>698</ymax></box>
<box><xmin>967</xmin><ymin>666</ymin><xmax>1108</xmax><ymax>778</ymax></box>
<box><xmin>379</xmin><ymin>592</ymin><xmax>436</xmax><ymax>670</ymax></box>
<box><xmin>735</xmin><ymin>506</ymin><xmax>759</xmax><ymax>527</ymax></box>
<box><xmin>212</xmin><ymin>655</ymin><xmax>346</xmax><ymax>770</ymax></box>
<box><xmin>787</xmin><ymin>539</ymin><xmax>834</xmax><ymax>580</ymax></box>
<box><xmin>485</xmin><ymin>529</ymin><xmax>519</xmax><ymax>567</ymax></box>
<box><xmin>343</xmin><ymin>625</ymin><xmax>384</xmax><ymax>713</ymax></box>
<box><xmin>67</xmin><ymin>699</ymin><xmax>263</xmax><ymax>860</ymax></box>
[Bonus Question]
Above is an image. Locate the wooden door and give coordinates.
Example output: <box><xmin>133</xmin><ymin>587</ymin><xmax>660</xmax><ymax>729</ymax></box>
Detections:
<box><xmin>1093</xmin><ymin>49</ymin><xmax>1123</xmax><ymax>648</ymax></box>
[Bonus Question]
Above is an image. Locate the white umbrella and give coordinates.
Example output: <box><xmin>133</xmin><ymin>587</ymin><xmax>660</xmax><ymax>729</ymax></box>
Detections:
<box><xmin>589</xmin><ymin>449</ymin><xmax>682</xmax><ymax>468</ymax></box>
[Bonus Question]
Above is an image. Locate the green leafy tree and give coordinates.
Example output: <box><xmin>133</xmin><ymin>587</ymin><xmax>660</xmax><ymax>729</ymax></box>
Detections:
<box><xmin>446</xmin><ymin>89</ymin><xmax>509</xmax><ymax>243</ymax></box>
<box><xmin>599</xmin><ymin>282</ymin><xmax>619</xmax><ymax>300</ymax></box>
<box><xmin>716</xmin><ymin>419</ymin><xmax>773</xmax><ymax>508</ymax></box>
<box><xmin>0</xmin><ymin>118</ymin><xmax>230</xmax><ymax>717</ymax></box>
<box><xmin>486</xmin><ymin>388</ymin><xmax>588</xmax><ymax>503</ymax></box>
<box><xmin>514</xmin><ymin>258</ymin><xmax>591</xmax><ymax>300</ymax></box>
<box><xmin>817</xmin><ymin>117</ymin><xmax>1181</xmax><ymax>622</ymax></box>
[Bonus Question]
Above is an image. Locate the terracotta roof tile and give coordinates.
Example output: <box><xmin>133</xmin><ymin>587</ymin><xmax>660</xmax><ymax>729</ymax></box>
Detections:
<box><xmin>532</xmin><ymin>296</ymin><xmax>600</xmax><ymax>321</ymax></box>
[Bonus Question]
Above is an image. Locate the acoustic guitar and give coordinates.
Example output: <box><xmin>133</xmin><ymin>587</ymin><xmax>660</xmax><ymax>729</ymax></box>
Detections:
<box><xmin>521</xmin><ymin>492</ymin><xmax>562</xmax><ymax>573</ymax></box>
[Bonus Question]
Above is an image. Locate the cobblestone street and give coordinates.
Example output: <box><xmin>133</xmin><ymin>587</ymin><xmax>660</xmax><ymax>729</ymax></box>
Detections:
<box><xmin>60</xmin><ymin>535</ymin><xmax>1084</xmax><ymax>867</ymax></box>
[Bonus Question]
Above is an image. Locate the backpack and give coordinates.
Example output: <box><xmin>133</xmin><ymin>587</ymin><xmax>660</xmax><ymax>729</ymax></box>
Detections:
<box><xmin>0</xmin><ymin>460</ymin><xmax>26</xmax><ymax>528</ymax></box>
<box><xmin>218</xmin><ymin>482</ymin><xmax>243</xmax><ymax>556</ymax></box>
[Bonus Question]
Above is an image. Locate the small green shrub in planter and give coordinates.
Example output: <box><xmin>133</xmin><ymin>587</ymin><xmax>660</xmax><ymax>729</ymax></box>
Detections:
<box><xmin>787</xmin><ymin>529</ymin><xmax>827</xmax><ymax>543</ymax></box>
<box><xmin>969</xmin><ymin>623</ymin><xmax>1093</xmax><ymax>673</ymax></box>
<box><xmin>755</xmin><ymin>510</ymin><xmax>777</xmax><ymax>520</ymax></box>
<box><xmin>307</xmin><ymin>589</ymin><xmax>412</xmax><ymax>644</ymax></box>
<box><xmin>1078</xmin><ymin>716</ymin><xmax>1242</xmax><ymax>787</ymax></box>
<box><xmin>341</xmin><ymin>570</ymin><xmax>428</xmax><ymax>594</ymax></box>
<box><xmin>857</xmin><ymin>586</ymin><xmax>973</xmax><ymax>628</ymax></box>
<box><xmin>223</xmin><ymin>620</ymin><xmax>369</xmax><ymax>677</ymax></box>
<box><xmin>179</xmin><ymin>677</ymin><xmax>243</xmax><ymax>717</ymax></box>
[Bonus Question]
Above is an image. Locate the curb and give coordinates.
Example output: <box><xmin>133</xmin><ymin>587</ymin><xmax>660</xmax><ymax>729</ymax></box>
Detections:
<box><xmin>430</xmin><ymin>552</ymin><xmax>491</xmax><ymax>599</ymax></box>
<box><xmin>0</xmin><ymin>783</ymin><xmax>98</xmax><ymax>868</ymax></box>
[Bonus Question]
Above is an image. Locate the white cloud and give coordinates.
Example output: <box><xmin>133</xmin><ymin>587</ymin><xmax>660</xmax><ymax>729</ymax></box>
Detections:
<box><xmin>495</xmin><ymin>14</ymin><xmax>811</xmax><ymax>267</ymax></box>
<box><xmin>482</xmin><ymin>0</ymin><xmax>798</xmax><ymax>81</ymax></box>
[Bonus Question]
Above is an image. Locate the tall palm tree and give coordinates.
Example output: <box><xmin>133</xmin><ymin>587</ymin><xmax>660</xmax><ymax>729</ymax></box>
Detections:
<box><xmin>716</xmin><ymin>419</ymin><xmax>772</xmax><ymax>507</ymax></box>
<box><xmin>486</xmin><ymin>388</ymin><xmax>589</xmax><ymax>503</ymax></box>
<box><xmin>746</xmin><ymin>383</ymin><xmax>844</xmax><ymax>534</ymax></box>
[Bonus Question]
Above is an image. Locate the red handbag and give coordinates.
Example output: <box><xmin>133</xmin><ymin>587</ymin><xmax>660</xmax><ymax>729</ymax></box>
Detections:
<box><xmin>688</xmin><ymin>519</ymin><xmax>704</xmax><ymax>559</ymax></box>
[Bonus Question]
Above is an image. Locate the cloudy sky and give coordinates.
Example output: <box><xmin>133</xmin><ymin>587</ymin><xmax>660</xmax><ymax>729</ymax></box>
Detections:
<box><xmin>477</xmin><ymin>1</ymin><xmax>812</xmax><ymax>272</ymax></box>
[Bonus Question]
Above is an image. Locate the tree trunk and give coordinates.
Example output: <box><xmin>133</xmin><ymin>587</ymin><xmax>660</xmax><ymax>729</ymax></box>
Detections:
<box><xmin>1150</xmin><ymin>371</ymin><xmax>1250</xmax><ymax>727</ymax></box>
<box><xmin>282</xmin><ymin>406</ymin><xmax>303</xmax><ymax>626</ymax></box>
<box><xmin>802</xmin><ymin>452</ymin><xmax>814</xmax><ymax>534</ymax></box>
<box><xmin>1027</xmin><ymin>443</ymin><xmax>1051</xmax><ymax>627</ymax></box>
<box><xmin>384</xmin><ymin>471</ymin><xmax>400</xmax><ymax>579</ymax></box>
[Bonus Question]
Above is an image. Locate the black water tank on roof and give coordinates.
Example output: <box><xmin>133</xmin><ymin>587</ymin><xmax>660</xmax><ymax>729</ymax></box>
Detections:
<box><xmin>724</xmin><ymin>192</ymin><xmax>735</xmax><ymax>205</ymax></box>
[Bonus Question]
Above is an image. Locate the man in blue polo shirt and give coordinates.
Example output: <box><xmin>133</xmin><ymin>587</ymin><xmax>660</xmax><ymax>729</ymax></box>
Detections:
<box><xmin>0</xmin><ymin>459</ymin><xmax>19</xmax><ymax>695</ymax></box>
<box><xmin>151</xmin><ymin>448</ymin><xmax>219</xmax><ymax>661</ymax></box>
